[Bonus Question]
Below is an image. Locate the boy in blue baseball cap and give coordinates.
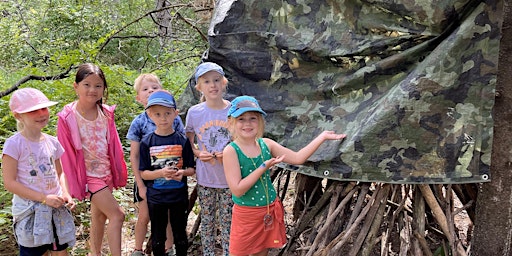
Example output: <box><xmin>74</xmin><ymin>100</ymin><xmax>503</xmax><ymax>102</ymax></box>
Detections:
<box><xmin>139</xmin><ymin>90</ymin><xmax>196</xmax><ymax>256</ymax></box>
<box><xmin>127</xmin><ymin>74</ymin><xmax>183</xmax><ymax>256</ymax></box>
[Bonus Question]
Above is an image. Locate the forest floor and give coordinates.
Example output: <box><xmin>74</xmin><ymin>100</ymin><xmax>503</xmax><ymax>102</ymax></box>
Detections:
<box><xmin>0</xmin><ymin>175</ymin><xmax>296</xmax><ymax>256</ymax></box>
<box><xmin>0</xmin><ymin>172</ymin><xmax>471</xmax><ymax>256</ymax></box>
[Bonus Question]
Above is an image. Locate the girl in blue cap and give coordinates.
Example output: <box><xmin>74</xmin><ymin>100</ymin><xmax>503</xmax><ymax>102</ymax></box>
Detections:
<box><xmin>223</xmin><ymin>95</ymin><xmax>346</xmax><ymax>256</ymax></box>
<box><xmin>185</xmin><ymin>62</ymin><xmax>233</xmax><ymax>256</ymax></box>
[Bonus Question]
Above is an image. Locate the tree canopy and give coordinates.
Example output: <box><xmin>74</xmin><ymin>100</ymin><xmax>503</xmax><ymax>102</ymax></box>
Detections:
<box><xmin>0</xmin><ymin>0</ymin><xmax>212</xmax><ymax>249</ymax></box>
<box><xmin>0</xmin><ymin>0</ymin><xmax>211</xmax><ymax>138</ymax></box>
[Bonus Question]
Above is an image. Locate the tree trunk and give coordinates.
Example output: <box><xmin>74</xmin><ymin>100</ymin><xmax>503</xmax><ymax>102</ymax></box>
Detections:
<box><xmin>472</xmin><ymin>0</ymin><xmax>512</xmax><ymax>254</ymax></box>
<box><xmin>155</xmin><ymin>0</ymin><xmax>172</xmax><ymax>45</ymax></box>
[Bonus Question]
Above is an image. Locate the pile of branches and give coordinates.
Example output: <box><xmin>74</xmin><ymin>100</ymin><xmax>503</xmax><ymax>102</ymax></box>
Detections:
<box><xmin>184</xmin><ymin>168</ymin><xmax>477</xmax><ymax>255</ymax></box>
<box><xmin>275</xmin><ymin>172</ymin><xmax>478</xmax><ymax>256</ymax></box>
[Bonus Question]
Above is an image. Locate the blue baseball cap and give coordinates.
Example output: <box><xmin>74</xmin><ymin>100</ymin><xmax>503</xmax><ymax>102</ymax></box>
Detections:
<box><xmin>228</xmin><ymin>96</ymin><xmax>267</xmax><ymax>118</ymax></box>
<box><xmin>146</xmin><ymin>90</ymin><xmax>176</xmax><ymax>109</ymax></box>
<box><xmin>194</xmin><ymin>62</ymin><xmax>225</xmax><ymax>82</ymax></box>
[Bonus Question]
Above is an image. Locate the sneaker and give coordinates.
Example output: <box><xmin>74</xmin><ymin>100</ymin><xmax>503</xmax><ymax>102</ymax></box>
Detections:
<box><xmin>131</xmin><ymin>250</ymin><xmax>145</xmax><ymax>256</ymax></box>
<box><xmin>165</xmin><ymin>247</ymin><xmax>176</xmax><ymax>256</ymax></box>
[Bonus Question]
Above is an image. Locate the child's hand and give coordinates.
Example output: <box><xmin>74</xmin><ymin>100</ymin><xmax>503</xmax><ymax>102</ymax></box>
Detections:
<box><xmin>212</xmin><ymin>151</ymin><xmax>223</xmax><ymax>161</ymax></box>
<box><xmin>197</xmin><ymin>150</ymin><xmax>212</xmax><ymax>161</ymax></box>
<box><xmin>65</xmin><ymin>200</ymin><xmax>77</xmax><ymax>211</ymax></box>
<box><xmin>197</xmin><ymin>150</ymin><xmax>224</xmax><ymax>165</ymax></box>
<box><xmin>44</xmin><ymin>194</ymin><xmax>65</xmax><ymax>209</ymax></box>
<box><xmin>198</xmin><ymin>151</ymin><xmax>221</xmax><ymax>162</ymax></box>
<box><xmin>264</xmin><ymin>155</ymin><xmax>285</xmax><ymax>170</ymax></box>
<box><xmin>171</xmin><ymin>169</ymin><xmax>184</xmax><ymax>181</ymax></box>
<box><xmin>162</xmin><ymin>166</ymin><xmax>177</xmax><ymax>180</ymax></box>
<box><xmin>320</xmin><ymin>131</ymin><xmax>346</xmax><ymax>141</ymax></box>
<box><xmin>62</xmin><ymin>193</ymin><xmax>77</xmax><ymax>211</ymax></box>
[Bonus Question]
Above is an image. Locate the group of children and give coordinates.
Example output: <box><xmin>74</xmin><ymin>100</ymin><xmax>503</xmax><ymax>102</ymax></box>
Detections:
<box><xmin>2</xmin><ymin>62</ymin><xmax>346</xmax><ymax>256</ymax></box>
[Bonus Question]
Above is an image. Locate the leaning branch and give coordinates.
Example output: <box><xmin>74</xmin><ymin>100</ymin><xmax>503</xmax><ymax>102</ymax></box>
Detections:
<box><xmin>0</xmin><ymin>66</ymin><xmax>74</xmax><ymax>98</ymax></box>
<box><xmin>96</xmin><ymin>4</ymin><xmax>206</xmax><ymax>57</ymax></box>
<box><xmin>176</xmin><ymin>12</ymin><xmax>208</xmax><ymax>42</ymax></box>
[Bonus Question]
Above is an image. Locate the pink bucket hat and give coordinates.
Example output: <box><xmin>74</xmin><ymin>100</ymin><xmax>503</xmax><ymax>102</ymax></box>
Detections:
<box><xmin>9</xmin><ymin>88</ymin><xmax>58</xmax><ymax>114</ymax></box>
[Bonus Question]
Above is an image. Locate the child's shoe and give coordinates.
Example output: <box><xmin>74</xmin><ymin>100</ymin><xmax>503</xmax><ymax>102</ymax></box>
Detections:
<box><xmin>165</xmin><ymin>247</ymin><xmax>176</xmax><ymax>256</ymax></box>
<box><xmin>131</xmin><ymin>250</ymin><xmax>145</xmax><ymax>256</ymax></box>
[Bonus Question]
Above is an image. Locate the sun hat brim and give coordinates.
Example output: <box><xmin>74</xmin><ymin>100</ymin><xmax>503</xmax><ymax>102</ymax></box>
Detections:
<box><xmin>145</xmin><ymin>100</ymin><xmax>176</xmax><ymax>109</ymax></box>
<box><xmin>229</xmin><ymin>107</ymin><xmax>267</xmax><ymax>118</ymax></box>
<box><xmin>14</xmin><ymin>101</ymin><xmax>59</xmax><ymax>114</ymax></box>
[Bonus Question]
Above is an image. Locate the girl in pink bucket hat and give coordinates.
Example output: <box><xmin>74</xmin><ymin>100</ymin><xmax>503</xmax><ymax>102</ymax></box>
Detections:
<box><xmin>2</xmin><ymin>88</ymin><xmax>76</xmax><ymax>256</ymax></box>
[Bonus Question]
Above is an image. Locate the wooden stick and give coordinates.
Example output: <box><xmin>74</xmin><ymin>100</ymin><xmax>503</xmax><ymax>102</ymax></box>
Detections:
<box><xmin>307</xmin><ymin>188</ymin><xmax>357</xmax><ymax>256</ymax></box>
<box><xmin>413</xmin><ymin>185</ymin><xmax>429</xmax><ymax>255</ymax></box>
<box><xmin>348</xmin><ymin>183</ymin><xmax>370</xmax><ymax>226</ymax></box>
<box><xmin>326</xmin><ymin>184</ymin><xmax>389</xmax><ymax>256</ymax></box>
<box><xmin>188</xmin><ymin>214</ymin><xmax>201</xmax><ymax>246</ymax></box>
<box><xmin>418</xmin><ymin>184</ymin><xmax>467</xmax><ymax>256</ymax></box>
<box><xmin>318</xmin><ymin>182</ymin><xmax>345</xmax><ymax>247</ymax></box>
<box><xmin>414</xmin><ymin>231</ymin><xmax>434</xmax><ymax>256</ymax></box>
<box><xmin>399</xmin><ymin>214</ymin><xmax>412</xmax><ymax>255</ymax></box>
<box><xmin>279</xmin><ymin>182</ymin><xmax>349</xmax><ymax>256</ymax></box>
<box><xmin>359</xmin><ymin>188</ymin><xmax>389</xmax><ymax>256</ymax></box>
<box><xmin>418</xmin><ymin>184</ymin><xmax>451</xmax><ymax>241</ymax></box>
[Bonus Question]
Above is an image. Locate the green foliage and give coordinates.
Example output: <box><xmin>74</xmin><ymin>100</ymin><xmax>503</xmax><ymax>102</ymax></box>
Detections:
<box><xmin>434</xmin><ymin>245</ymin><xmax>447</xmax><ymax>256</ymax></box>
<box><xmin>0</xmin><ymin>0</ymin><xmax>206</xmax><ymax>70</ymax></box>
<box><xmin>0</xmin><ymin>0</ymin><xmax>208</xmax><ymax>139</ymax></box>
<box><xmin>0</xmin><ymin>0</ymin><xmax>209</xmax><ymax>253</ymax></box>
<box><xmin>0</xmin><ymin>178</ymin><xmax>13</xmax><ymax>249</ymax></box>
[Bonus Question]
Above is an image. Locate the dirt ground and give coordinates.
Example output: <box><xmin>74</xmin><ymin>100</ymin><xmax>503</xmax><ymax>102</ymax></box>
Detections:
<box><xmin>0</xmin><ymin>174</ymin><xmax>296</xmax><ymax>256</ymax></box>
<box><xmin>0</xmin><ymin>173</ymin><xmax>471</xmax><ymax>256</ymax></box>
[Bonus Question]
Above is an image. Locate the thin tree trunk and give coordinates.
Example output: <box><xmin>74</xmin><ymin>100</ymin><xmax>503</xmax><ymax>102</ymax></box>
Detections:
<box><xmin>473</xmin><ymin>0</ymin><xmax>512</xmax><ymax>254</ymax></box>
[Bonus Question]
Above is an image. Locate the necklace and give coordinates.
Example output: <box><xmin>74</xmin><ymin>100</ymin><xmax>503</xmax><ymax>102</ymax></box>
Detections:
<box><xmin>76</xmin><ymin>104</ymin><xmax>97</xmax><ymax>120</ymax></box>
<box><xmin>75</xmin><ymin>103</ymin><xmax>86</xmax><ymax>116</ymax></box>
<box><xmin>248</xmin><ymin>140</ymin><xmax>273</xmax><ymax>229</ymax></box>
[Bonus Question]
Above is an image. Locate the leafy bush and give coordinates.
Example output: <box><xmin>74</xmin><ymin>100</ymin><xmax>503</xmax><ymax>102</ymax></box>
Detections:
<box><xmin>0</xmin><ymin>0</ymin><xmax>209</xmax><ymax>253</ymax></box>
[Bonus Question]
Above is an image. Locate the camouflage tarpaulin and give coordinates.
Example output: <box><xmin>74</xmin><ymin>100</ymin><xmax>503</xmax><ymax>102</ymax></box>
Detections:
<box><xmin>178</xmin><ymin>0</ymin><xmax>500</xmax><ymax>184</ymax></box>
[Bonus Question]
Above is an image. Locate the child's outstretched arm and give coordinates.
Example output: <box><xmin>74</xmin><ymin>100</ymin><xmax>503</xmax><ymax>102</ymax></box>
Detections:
<box><xmin>264</xmin><ymin>131</ymin><xmax>346</xmax><ymax>165</ymax></box>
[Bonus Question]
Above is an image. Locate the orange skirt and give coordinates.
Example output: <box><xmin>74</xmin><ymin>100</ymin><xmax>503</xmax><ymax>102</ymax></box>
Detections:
<box><xmin>229</xmin><ymin>198</ymin><xmax>287</xmax><ymax>255</ymax></box>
